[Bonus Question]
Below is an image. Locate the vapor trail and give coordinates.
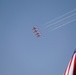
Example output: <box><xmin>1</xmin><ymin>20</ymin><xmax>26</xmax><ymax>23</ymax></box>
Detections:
<box><xmin>48</xmin><ymin>14</ymin><xmax>76</xmax><ymax>29</ymax></box>
<box><xmin>45</xmin><ymin>13</ymin><xmax>76</xmax><ymax>28</ymax></box>
<box><xmin>49</xmin><ymin>18</ymin><xmax>76</xmax><ymax>32</ymax></box>
<box><xmin>43</xmin><ymin>9</ymin><xmax>76</xmax><ymax>26</ymax></box>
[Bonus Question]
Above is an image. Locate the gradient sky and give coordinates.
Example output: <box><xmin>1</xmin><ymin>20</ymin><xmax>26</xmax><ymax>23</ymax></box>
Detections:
<box><xmin>0</xmin><ymin>0</ymin><xmax>76</xmax><ymax>75</ymax></box>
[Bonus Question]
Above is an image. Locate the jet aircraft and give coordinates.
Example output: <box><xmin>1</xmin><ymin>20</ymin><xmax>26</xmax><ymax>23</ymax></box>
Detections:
<box><xmin>32</xmin><ymin>25</ymin><xmax>41</xmax><ymax>38</ymax></box>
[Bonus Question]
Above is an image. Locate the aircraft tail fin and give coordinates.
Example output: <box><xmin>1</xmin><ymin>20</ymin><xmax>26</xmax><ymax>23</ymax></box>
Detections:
<box><xmin>64</xmin><ymin>49</ymin><xmax>76</xmax><ymax>75</ymax></box>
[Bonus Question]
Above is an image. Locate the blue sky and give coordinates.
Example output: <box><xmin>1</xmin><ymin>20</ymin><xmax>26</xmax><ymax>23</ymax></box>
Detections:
<box><xmin>0</xmin><ymin>0</ymin><xmax>76</xmax><ymax>75</ymax></box>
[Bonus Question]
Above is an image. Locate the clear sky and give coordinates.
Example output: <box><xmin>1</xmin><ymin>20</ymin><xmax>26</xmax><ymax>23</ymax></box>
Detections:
<box><xmin>0</xmin><ymin>0</ymin><xmax>76</xmax><ymax>75</ymax></box>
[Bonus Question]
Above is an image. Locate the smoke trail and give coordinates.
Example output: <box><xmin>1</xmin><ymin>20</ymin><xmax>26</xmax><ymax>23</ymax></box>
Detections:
<box><xmin>49</xmin><ymin>18</ymin><xmax>76</xmax><ymax>32</ymax></box>
<box><xmin>43</xmin><ymin>9</ymin><xmax>76</xmax><ymax>26</ymax></box>
<box><xmin>48</xmin><ymin>14</ymin><xmax>76</xmax><ymax>30</ymax></box>
<box><xmin>45</xmin><ymin>13</ymin><xmax>76</xmax><ymax>28</ymax></box>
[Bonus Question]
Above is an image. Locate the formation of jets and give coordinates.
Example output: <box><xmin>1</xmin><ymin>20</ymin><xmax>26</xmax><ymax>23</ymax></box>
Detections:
<box><xmin>32</xmin><ymin>25</ymin><xmax>41</xmax><ymax>38</ymax></box>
